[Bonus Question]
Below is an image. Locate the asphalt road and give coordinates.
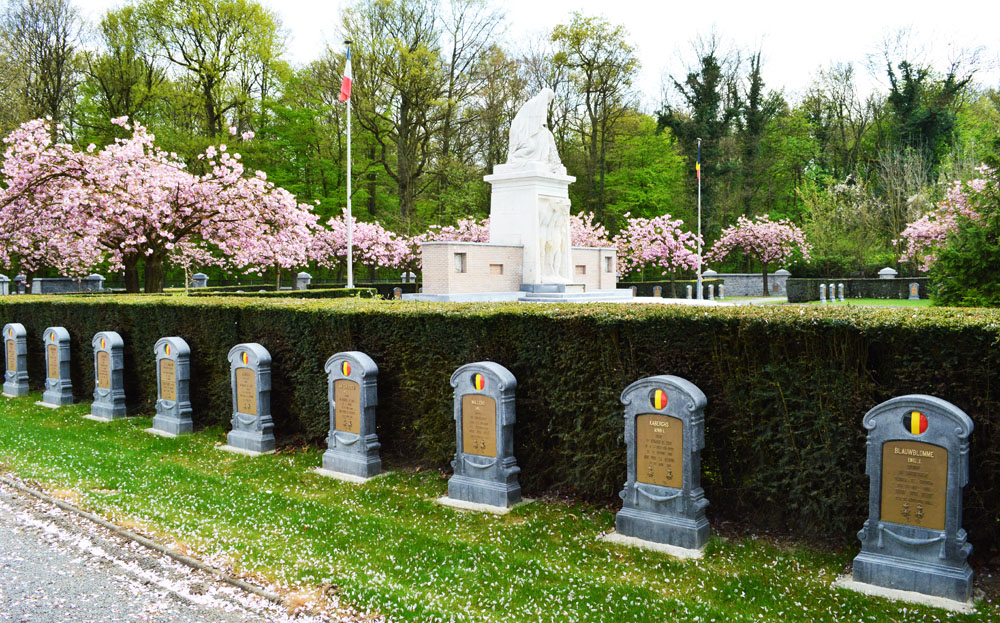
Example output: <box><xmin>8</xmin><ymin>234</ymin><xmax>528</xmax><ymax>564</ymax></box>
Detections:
<box><xmin>0</xmin><ymin>481</ymin><xmax>359</xmax><ymax>623</ymax></box>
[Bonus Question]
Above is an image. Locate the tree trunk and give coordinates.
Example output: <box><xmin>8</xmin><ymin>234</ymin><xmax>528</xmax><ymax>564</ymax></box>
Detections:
<box><xmin>124</xmin><ymin>256</ymin><xmax>141</xmax><ymax>293</ymax></box>
<box><xmin>144</xmin><ymin>254</ymin><xmax>166</xmax><ymax>293</ymax></box>
<box><xmin>670</xmin><ymin>271</ymin><xmax>677</xmax><ymax>298</ymax></box>
<box><xmin>761</xmin><ymin>262</ymin><xmax>770</xmax><ymax>297</ymax></box>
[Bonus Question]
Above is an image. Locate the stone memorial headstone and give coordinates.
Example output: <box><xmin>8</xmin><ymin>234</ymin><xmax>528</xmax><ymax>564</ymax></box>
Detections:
<box><xmin>652</xmin><ymin>285</ymin><xmax>662</xmax><ymax>298</ymax></box>
<box><xmin>607</xmin><ymin>375</ymin><xmax>709</xmax><ymax>556</ymax></box>
<box><xmin>89</xmin><ymin>331</ymin><xmax>126</xmax><ymax>420</ymax></box>
<box><xmin>838</xmin><ymin>283</ymin><xmax>845</xmax><ymax>302</ymax></box>
<box><xmin>296</xmin><ymin>272</ymin><xmax>312</xmax><ymax>290</ymax></box>
<box><xmin>39</xmin><ymin>327</ymin><xmax>72</xmax><ymax>407</ymax></box>
<box><xmin>630</xmin><ymin>286</ymin><xmax>637</xmax><ymax>296</ymax></box>
<box><xmin>686</xmin><ymin>285</ymin><xmax>692</xmax><ymax>299</ymax></box>
<box><xmin>909</xmin><ymin>282</ymin><xmax>920</xmax><ymax>301</ymax></box>
<box><xmin>2</xmin><ymin>323</ymin><xmax>28</xmax><ymax>397</ymax></box>
<box><xmin>149</xmin><ymin>337</ymin><xmax>192</xmax><ymax>436</ymax></box>
<box><xmin>848</xmin><ymin>395</ymin><xmax>973</xmax><ymax>603</ymax></box>
<box><xmin>222</xmin><ymin>343</ymin><xmax>274</xmax><ymax>455</ymax></box>
<box><xmin>393</xmin><ymin>287</ymin><xmax>403</xmax><ymax>300</ymax></box>
<box><xmin>439</xmin><ymin>362</ymin><xmax>521</xmax><ymax>512</ymax></box>
<box><xmin>192</xmin><ymin>273</ymin><xmax>209</xmax><ymax>288</ymax></box>
<box><xmin>318</xmin><ymin>351</ymin><xmax>381</xmax><ymax>481</ymax></box>
<box><xmin>718</xmin><ymin>284</ymin><xmax>725</xmax><ymax>300</ymax></box>
<box><xmin>819</xmin><ymin>283</ymin><xmax>827</xmax><ymax>303</ymax></box>
<box><xmin>707</xmin><ymin>285</ymin><xmax>714</xmax><ymax>301</ymax></box>
<box><xmin>830</xmin><ymin>283</ymin><xmax>836</xmax><ymax>302</ymax></box>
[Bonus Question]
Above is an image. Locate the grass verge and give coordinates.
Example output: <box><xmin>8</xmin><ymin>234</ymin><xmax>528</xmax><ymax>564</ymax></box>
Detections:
<box><xmin>0</xmin><ymin>394</ymin><xmax>995</xmax><ymax>622</ymax></box>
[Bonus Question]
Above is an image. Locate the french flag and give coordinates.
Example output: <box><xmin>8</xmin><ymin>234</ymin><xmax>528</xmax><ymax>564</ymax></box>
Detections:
<box><xmin>338</xmin><ymin>47</ymin><xmax>352</xmax><ymax>102</ymax></box>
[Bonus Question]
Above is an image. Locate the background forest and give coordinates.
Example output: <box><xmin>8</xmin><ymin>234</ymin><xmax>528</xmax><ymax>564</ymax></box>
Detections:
<box><xmin>1</xmin><ymin>0</ymin><xmax>998</xmax><ymax>283</ymax></box>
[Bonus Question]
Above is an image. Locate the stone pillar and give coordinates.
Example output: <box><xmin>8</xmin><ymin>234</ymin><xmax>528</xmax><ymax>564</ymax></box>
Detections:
<box><xmin>296</xmin><ymin>272</ymin><xmax>312</xmax><ymax>290</ymax></box>
<box><xmin>0</xmin><ymin>275</ymin><xmax>8</xmax><ymax>296</ymax></box>
<box><xmin>86</xmin><ymin>274</ymin><xmax>105</xmax><ymax>291</ymax></box>
<box><xmin>192</xmin><ymin>273</ymin><xmax>209</xmax><ymax>288</ymax></box>
<box><xmin>14</xmin><ymin>274</ymin><xmax>26</xmax><ymax>294</ymax></box>
<box><xmin>2</xmin><ymin>323</ymin><xmax>29</xmax><ymax>397</ymax></box>
<box><xmin>878</xmin><ymin>267</ymin><xmax>898</xmax><ymax>279</ymax></box>
<box><xmin>402</xmin><ymin>271</ymin><xmax>416</xmax><ymax>284</ymax></box>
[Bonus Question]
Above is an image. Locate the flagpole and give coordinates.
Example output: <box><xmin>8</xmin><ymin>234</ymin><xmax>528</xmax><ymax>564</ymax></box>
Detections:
<box><xmin>345</xmin><ymin>40</ymin><xmax>354</xmax><ymax>290</ymax></box>
<box><xmin>696</xmin><ymin>137</ymin><xmax>702</xmax><ymax>300</ymax></box>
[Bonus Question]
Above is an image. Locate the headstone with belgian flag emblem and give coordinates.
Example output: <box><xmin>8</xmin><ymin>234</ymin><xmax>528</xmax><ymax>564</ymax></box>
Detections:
<box><xmin>2</xmin><ymin>322</ymin><xmax>28</xmax><ymax>397</ymax></box>
<box><xmin>149</xmin><ymin>336</ymin><xmax>193</xmax><ymax>436</ymax></box>
<box><xmin>87</xmin><ymin>331</ymin><xmax>126</xmax><ymax>420</ymax></box>
<box><xmin>608</xmin><ymin>375</ymin><xmax>710</xmax><ymax>555</ymax></box>
<box><xmin>39</xmin><ymin>326</ymin><xmax>72</xmax><ymax>407</ymax></box>
<box><xmin>319</xmin><ymin>350</ymin><xmax>381</xmax><ymax>481</ymax></box>
<box><xmin>222</xmin><ymin>343</ymin><xmax>274</xmax><ymax>455</ymax></box>
<box><xmin>848</xmin><ymin>394</ymin><xmax>974</xmax><ymax>604</ymax></box>
<box><xmin>440</xmin><ymin>361</ymin><xmax>521</xmax><ymax>511</ymax></box>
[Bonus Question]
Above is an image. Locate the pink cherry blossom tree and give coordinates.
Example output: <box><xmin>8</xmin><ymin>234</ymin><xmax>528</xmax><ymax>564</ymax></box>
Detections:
<box><xmin>0</xmin><ymin>118</ymin><xmax>319</xmax><ymax>292</ymax></box>
<box><xmin>310</xmin><ymin>210</ymin><xmax>411</xmax><ymax>276</ymax></box>
<box><xmin>898</xmin><ymin>171</ymin><xmax>990</xmax><ymax>271</ymax></box>
<box><xmin>706</xmin><ymin>214</ymin><xmax>812</xmax><ymax>296</ymax></box>
<box><xmin>613</xmin><ymin>214</ymin><xmax>701</xmax><ymax>295</ymax></box>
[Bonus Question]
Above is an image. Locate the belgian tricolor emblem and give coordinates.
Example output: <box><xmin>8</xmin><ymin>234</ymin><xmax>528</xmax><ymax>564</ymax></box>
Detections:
<box><xmin>342</xmin><ymin>361</ymin><xmax>351</xmax><ymax>376</ymax></box>
<box><xmin>906</xmin><ymin>411</ymin><xmax>928</xmax><ymax>435</ymax></box>
<box><xmin>100</xmin><ymin>337</ymin><xmax>106</xmax><ymax>350</ymax></box>
<box><xmin>50</xmin><ymin>333</ymin><xmax>54</xmax><ymax>343</ymax></box>
<box><xmin>165</xmin><ymin>344</ymin><xmax>171</xmax><ymax>356</ymax></box>
<box><xmin>241</xmin><ymin>351</ymin><xmax>249</xmax><ymax>365</ymax></box>
<box><xmin>651</xmin><ymin>389</ymin><xmax>668</xmax><ymax>410</ymax></box>
<box><xmin>473</xmin><ymin>374</ymin><xmax>485</xmax><ymax>391</ymax></box>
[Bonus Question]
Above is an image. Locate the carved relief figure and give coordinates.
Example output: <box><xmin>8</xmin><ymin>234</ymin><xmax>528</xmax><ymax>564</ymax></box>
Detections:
<box><xmin>506</xmin><ymin>88</ymin><xmax>565</xmax><ymax>174</ymax></box>
<box><xmin>538</xmin><ymin>196</ymin><xmax>571</xmax><ymax>282</ymax></box>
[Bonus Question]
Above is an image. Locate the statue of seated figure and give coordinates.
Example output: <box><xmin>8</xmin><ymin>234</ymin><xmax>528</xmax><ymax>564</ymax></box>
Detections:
<box><xmin>505</xmin><ymin>88</ymin><xmax>566</xmax><ymax>175</ymax></box>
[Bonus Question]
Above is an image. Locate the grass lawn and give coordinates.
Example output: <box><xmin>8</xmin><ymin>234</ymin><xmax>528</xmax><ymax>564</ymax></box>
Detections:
<box><xmin>801</xmin><ymin>298</ymin><xmax>934</xmax><ymax>308</ymax></box>
<box><xmin>0</xmin><ymin>395</ymin><xmax>994</xmax><ymax>622</ymax></box>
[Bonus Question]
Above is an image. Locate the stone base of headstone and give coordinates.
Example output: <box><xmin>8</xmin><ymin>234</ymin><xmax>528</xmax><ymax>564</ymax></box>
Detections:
<box><xmin>217</xmin><ymin>443</ymin><xmax>275</xmax><ymax>457</ymax></box>
<box><xmin>851</xmin><ymin>549</ymin><xmax>973</xmax><ymax>604</ymax></box>
<box><xmin>446</xmin><ymin>473</ymin><xmax>521</xmax><ymax>509</ymax></box>
<box><xmin>41</xmin><ymin>388</ymin><xmax>73</xmax><ymax>406</ymax></box>
<box><xmin>223</xmin><ymin>429</ymin><xmax>275</xmax><ymax>455</ymax></box>
<box><xmin>834</xmin><ymin>575</ymin><xmax>974</xmax><ymax>613</ymax></box>
<box><xmin>83</xmin><ymin>413</ymin><xmax>122</xmax><ymax>423</ymax></box>
<box><xmin>313</xmin><ymin>467</ymin><xmax>382</xmax><ymax>484</ymax></box>
<box><xmin>144</xmin><ymin>427</ymin><xmax>178</xmax><ymax>438</ymax></box>
<box><xmin>434</xmin><ymin>495</ymin><xmax>533</xmax><ymax>515</ymax></box>
<box><xmin>614</xmin><ymin>505</ymin><xmax>709</xmax><ymax>551</ymax></box>
<box><xmin>2</xmin><ymin>383</ymin><xmax>28</xmax><ymax>397</ymax></box>
<box><xmin>89</xmin><ymin>402</ymin><xmax>127</xmax><ymax>420</ymax></box>
<box><xmin>151</xmin><ymin>414</ymin><xmax>193</xmax><ymax>436</ymax></box>
<box><xmin>600</xmin><ymin>530</ymin><xmax>704</xmax><ymax>560</ymax></box>
<box><xmin>321</xmin><ymin>447</ymin><xmax>381</xmax><ymax>480</ymax></box>
<box><xmin>35</xmin><ymin>401</ymin><xmax>63</xmax><ymax>409</ymax></box>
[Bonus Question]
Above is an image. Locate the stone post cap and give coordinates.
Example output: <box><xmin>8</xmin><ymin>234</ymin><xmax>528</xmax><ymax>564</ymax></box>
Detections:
<box><xmin>773</xmin><ymin>269</ymin><xmax>791</xmax><ymax>276</ymax></box>
<box><xmin>878</xmin><ymin>267</ymin><xmax>898</xmax><ymax>278</ymax></box>
<box><xmin>702</xmin><ymin>269</ymin><xmax>718</xmax><ymax>277</ymax></box>
<box><xmin>0</xmin><ymin>275</ymin><xmax>8</xmax><ymax>281</ymax></box>
<box><xmin>296</xmin><ymin>272</ymin><xmax>312</xmax><ymax>279</ymax></box>
<box><xmin>86</xmin><ymin>274</ymin><xmax>106</xmax><ymax>281</ymax></box>
<box><xmin>14</xmin><ymin>274</ymin><xmax>26</xmax><ymax>281</ymax></box>
<box><xmin>192</xmin><ymin>273</ymin><xmax>208</xmax><ymax>279</ymax></box>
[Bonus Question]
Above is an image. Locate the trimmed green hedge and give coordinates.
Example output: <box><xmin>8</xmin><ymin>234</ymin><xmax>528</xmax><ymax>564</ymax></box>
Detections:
<box><xmin>188</xmin><ymin>288</ymin><xmax>376</xmax><ymax>299</ymax></box>
<box><xmin>787</xmin><ymin>278</ymin><xmax>932</xmax><ymax>303</ymax></box>
<box><xmin>1</xmin><ymin>296</ymin><xmax>999</xmax><ymax>552</ymax></box>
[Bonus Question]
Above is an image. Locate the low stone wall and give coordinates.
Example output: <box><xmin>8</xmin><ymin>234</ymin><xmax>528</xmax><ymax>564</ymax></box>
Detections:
<box><xmin>706</xmin><ymin>271</ymin><xmax>791</xmax><ymax>296</ymax></box>
<box><xmin>787</xmin><ymin>278</ymin><xmax>931</xmax><ymax>303</ymax></box>
<box><xmin>31</xmin><ymin>277</ymin><xmax>106</xmax><ymax>294</ymax></box>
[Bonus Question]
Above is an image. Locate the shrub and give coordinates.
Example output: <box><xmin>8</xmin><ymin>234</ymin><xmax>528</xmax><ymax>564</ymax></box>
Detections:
<box><xmin>1</xmin><ymin>296</ymin><xmax>998</xmax><ymax>552</ymax></box>
<box><xmin>932</xmin><ymin>175</ymin><xmax>1000</xmax><ymax>307</ymax></box>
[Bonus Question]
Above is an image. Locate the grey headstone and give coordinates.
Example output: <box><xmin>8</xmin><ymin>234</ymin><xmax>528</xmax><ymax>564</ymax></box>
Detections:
<box><xmin>909</xmin><ymin>282</ymin><xmax>920</xmax><ymax>300</ymax></box>
<box><xmin>852</xmin><ymin>395</ymin><xmax>973</xmax><ymax>603</ymax></box>
<box><xmin>819</xmin><ymin>283</ymin><xmax>827</xmax><ymax>303</ymax></box>
<box><xmin>322</xmin><ymin>351</ymin><xmax>381</xmax><ymax>478</ymax></box>
<box><xmin>685</xmin><ymin>285</ymin><xmax>692</xmax><ymax>299</ymax></box>
<box><xmin>296</xmin><ymin>272</ymin><xmax>312</xmax><ymax>290</ymax></box>
<box><xmin>838</xmin><ymin>283</ymin><xmax>845</xmax><ymax>302</ymax></box>
<box><xmin>707</xmin><ymin>285</ymin><xmax>714</xmax><ymax>301</ymax></box>
<box><xmin>630</xmin><ymin>286</ymin><xmax>637</xmax><ymax>296</ymax></box>
<box><xmin>652</xmin><ymin>285</ymin><xmax>662</xmax><ymax>298</ymax></box>
<box><xmin>192</xmin><ymin>273</ymin><xmax>209</xmax><ymax>288</ymax></box>
<box><xmin>615</xmin><ymin>375</ymin><xmax>709</xmax><ymax>550</ymax></box>
<box><xmin>447</xmin><ymin>362</ymin><xmax>521</xmax><ymax>509</ymax></box>
<box><xmin>2</xmin><ymin>323</ymin><xmax>29</xmax><ymax>397</ymax></box>
<box><xmin>830</xmin><ymin>283</ymin><xmax>836</xmax><ymax>302</ymax></box>
<box><xmin>718</xmin><ymin>284</ymin><xmax>725</xmax><ymax>300</ymax></box>
<box><xmin>41</xmin><ymin>327</ymin><xmax>73</xmax><ymax>406</ymax></box>
<box><xmin>152</xmin><ymin>337</ymin><xmax>193</xmax><ymax>435</ymax></box>
<box><xmin>226</xmin><ymin>343</ymin><xmax>274</xmax><ymax>454</ymax></box>
<box><xmin>0</xmin><ymin>274</ymin><xmax>9</xmax><ymax>296</ymax></box>
<box><xmin>90</xmin><ymin>331</ymin><xmax>126</xmax><ymax>419</ymax></box>
<box><xmin>393</xmin><ymin>287</ymin><xmax>403</xmax><ymax>300</ymax></box>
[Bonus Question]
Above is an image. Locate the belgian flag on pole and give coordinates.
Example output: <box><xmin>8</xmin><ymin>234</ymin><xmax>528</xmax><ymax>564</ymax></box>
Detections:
<box><xmin>696</xmin><ymin>141</ymin><xmax>701</xmax><ymax>180</ymax></box>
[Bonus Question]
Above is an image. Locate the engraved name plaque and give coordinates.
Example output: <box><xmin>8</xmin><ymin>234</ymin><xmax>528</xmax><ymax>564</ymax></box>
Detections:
<box><xmin>235</xmin><ymin>367</ymin><xmax>257</xmax><ymax>415</ymax></box>
<box><xmin>880</xmin><ymin>440</ymin><xmax>947</xmax><ymax>530</ymax></box>
<box><xmin>159</xmin><ymin>359</ymin><xmax>177</xmax><ymax>402</ymax></box>
<box><xmin>96</xmin><ymin>351</ymin><xmax>110</xmax><ymax>389</ymax></box>
<box><xmin>334</xmin><ymin>379</ymin><xmax>361</xmax><ymax>434</ymax></box>
<box><xmin>6</xmin><ymin>340</ymin><xmax>15</xmax><ymax>372</ymax></box>
<box><xmin>462</xmin><ymin>395</ymin><xmax>497</xmax><ymax>458</ymax></box>
<box><xmin>47</xmin><ymin>344</ymin><xmax>59</xmax><ymax>379</ymax></box>
<box><xmin>635</xmin><ymin>413</ymin><xmax>683</xmax><ymax>488</ymax></box>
